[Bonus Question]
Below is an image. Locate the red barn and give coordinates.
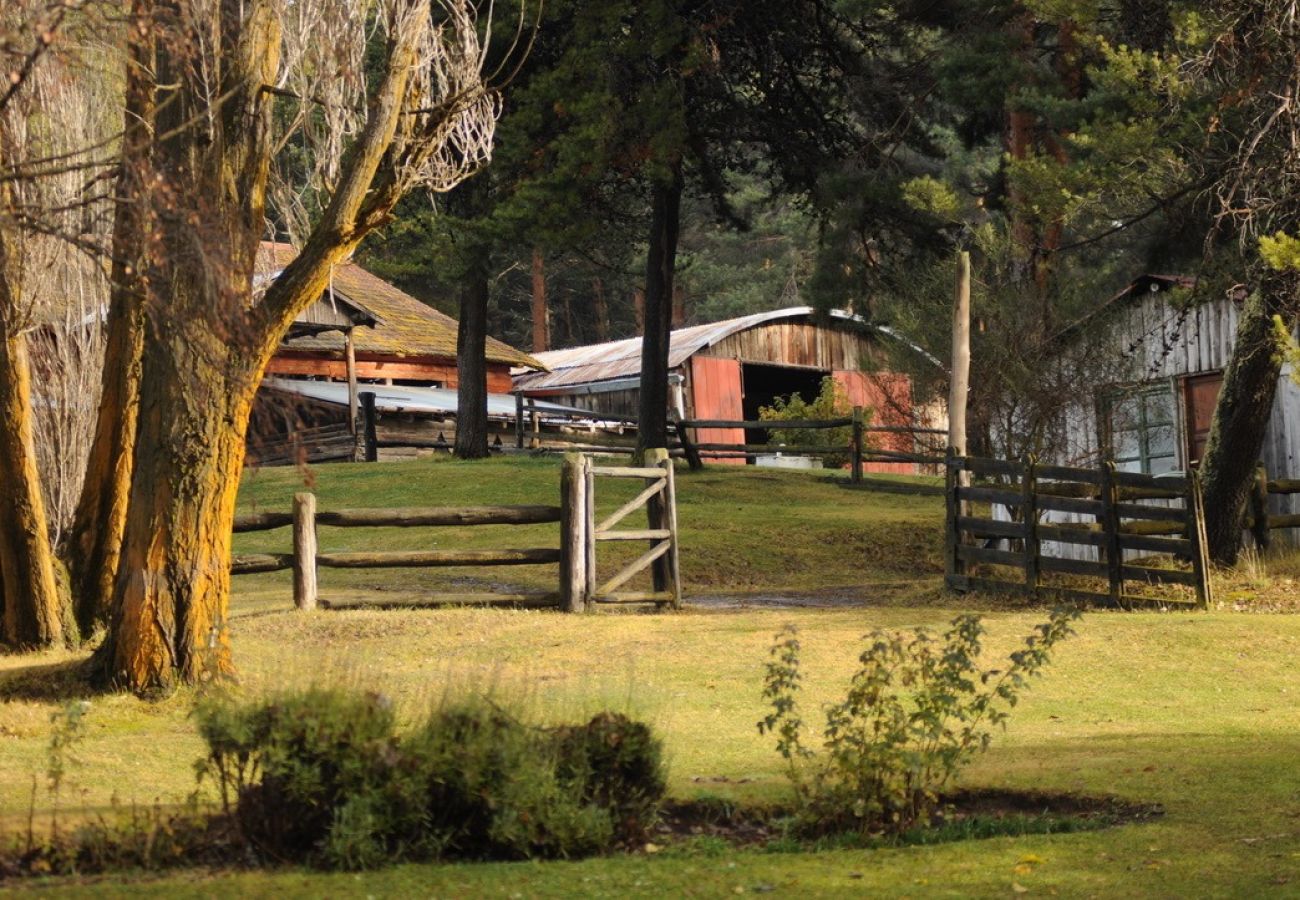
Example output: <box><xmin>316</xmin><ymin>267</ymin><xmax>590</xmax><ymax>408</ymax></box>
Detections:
<box><xmin>513</xmin><ymin>307</ymin><xmax>938</xmax><ymax>473</ymax></box>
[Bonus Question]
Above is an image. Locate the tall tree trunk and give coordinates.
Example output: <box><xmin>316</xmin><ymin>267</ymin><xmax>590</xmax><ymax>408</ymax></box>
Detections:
<box><xmin>0</xmin><ymin>328</ymin><xmax>71</xmax><ymax>648</ymax></box>
<box><xmin>530</xmin><ymin>247</ymin><xmax>549</xmax><ymax>352</ymax></box>
<box><xmin>1200</xmin><ymin>280</ymin><xmax>1296</xmax><ymax>564</ymax></box>
<box><xmin>455</xmin><ymin>256</ymin><xmax>491</xmax><ymax>459</ymax></box>
<box><xmin>593</xmin><ymin>276</ymin><xmax>609</xmax><ymax>342</ymax></box>
<box><xmin>96</xmin><ymin>317</ymin><xmax>254</xmax><ymax>688</ymax></box>
<box><xmin>68</xmin><ymin>0</ymin><xmax>154</xmax><ymax>634</ymax></box>
<box><xmin>637</xmin><ymin>165</ymin><xmax>683</xmax><ymax>454</ymax></box>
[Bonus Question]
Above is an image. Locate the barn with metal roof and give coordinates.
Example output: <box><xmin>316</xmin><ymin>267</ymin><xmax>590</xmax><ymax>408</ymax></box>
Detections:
<box><xmin>513</xmin><ymin>307</ymin><xmax>934</xmax><ymax>472</ymax></box>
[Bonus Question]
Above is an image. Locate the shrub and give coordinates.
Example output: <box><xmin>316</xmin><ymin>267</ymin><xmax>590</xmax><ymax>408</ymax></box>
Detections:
<box><xmin>195</xmin><ymin>690</ymin><xmax>665</xmax><ymax>869</ymax></box>
<box><xmin>757</xmin><ymin>376</ymin><xmax>864</xmax><ymax>467</ymax></box>
<box><xmin>758</xmin><ymin>610</ymin><xmax>1079</xmax><ymax>836</ymax></box>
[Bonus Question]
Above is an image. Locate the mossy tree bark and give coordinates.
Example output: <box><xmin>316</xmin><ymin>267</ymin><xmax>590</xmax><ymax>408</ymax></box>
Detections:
<box><xmin>1199</xmin><ymin>278</ymin><xmax>1298</xmax><ymax>565</ymax></box>
<box><xmin>94</xmin><ymin>0</ymin><xmax>438</xmax><ymax>692</ymax></box>
<box><xmin>67</xmin><ymin>0</ymin><xmax>154</xmax><ymax>634</ymax></box>
<box><xmin>0</xmin><ymin>227</ymin><xmax>72</xmax><ymax>647</ymax></box>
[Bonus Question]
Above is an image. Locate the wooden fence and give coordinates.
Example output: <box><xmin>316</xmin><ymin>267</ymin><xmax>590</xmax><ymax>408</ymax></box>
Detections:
<box><xmin>231</xmin><ymin>451</ymin><xmax>681</xmax><ymax>612</ymax></box>
<box><xmin>945</xmin><ymin>452</ymin><xmax>1212</xmax><ymax>608</ymax></box>
<box><xmin>1248</xmin><ymin>466</ymin><xmax>1300</xmax><ymax>548</ymax></box>
<box><xmin>674</xmin><ymin>409</ymin><xmax>946</xmax><ymax>478</ymax></box>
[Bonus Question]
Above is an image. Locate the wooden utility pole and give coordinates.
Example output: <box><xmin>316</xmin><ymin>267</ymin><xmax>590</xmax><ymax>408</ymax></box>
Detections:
<box><xmin>531</xmin><ymin>247</ymin><xmax>550</xmax><ymax>352</ymax></box>
<box><xmin>344</xmin><ymin>328</ymin><xmax>359</xmax><ymax>435</ymax></box>
<box><xmin>948</xmin><ymin>250</ymin><xmax>971</xmax><ymax>457</ymax></box>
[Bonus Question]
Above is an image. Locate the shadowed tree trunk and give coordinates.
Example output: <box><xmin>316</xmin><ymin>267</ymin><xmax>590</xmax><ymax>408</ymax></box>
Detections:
<box><xmin>637</xmin><ymin>164</ymin><xmax>683</xmax><ymax>454</ymax></box>
<box><xmin>68</xmin><ymin>0</ymin><xmax>155</xmax><ymax>634</ymax></box>
<box><xmin>1199</xmin><ymin>277</ymin><xmax>1298</xmax><ymax>565</ymax></box>
<box><xmin>455</xmin><ymin>255</ymin><xmax>491</xmax><ymax>459</ymax></box>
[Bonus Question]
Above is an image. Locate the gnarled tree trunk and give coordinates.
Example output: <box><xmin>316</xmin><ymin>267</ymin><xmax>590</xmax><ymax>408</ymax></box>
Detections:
<box><xmin>0</xmin><ymin>327</ymin><xmax>72</xmax><ymax>648</ymax></box>
<box><xmin>1200</xmin><ymin>278</ymin><xmax>1297</xmax><ymax>564</ymax></box>
<box><xmin>97</xmin><ymin>323</ymin><xmax>254</xmax><ymax>687</ymax></box>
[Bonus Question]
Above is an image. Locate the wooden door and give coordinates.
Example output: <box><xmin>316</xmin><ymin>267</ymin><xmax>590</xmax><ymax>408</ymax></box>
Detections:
<box><xmin>1183</xmin><ymin>371</ymin><xmax>1223</xmax><ymax>466</ymax></box>
<box><xmin>690</xmin><ymin>356</ymin><xmax>746</xmax><ymax>464</ymax></box>
<box><xmin>833</xmin><ymin>369</ymin><xmax>914</xmax><ymax>474</ymax></box>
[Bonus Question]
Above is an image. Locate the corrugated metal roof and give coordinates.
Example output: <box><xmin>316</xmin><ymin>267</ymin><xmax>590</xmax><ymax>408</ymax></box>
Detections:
<box><xmin>260</xmin><ymin>243</ymin><xmax>542</xmax><ymax>370</ymax></box>
<box><xmin>264</xmin><ymin>377</ymin><xmax>601</xmax><ymax>421</ymax></box>
<box><xmin>513</xmin><ymin>306</ymin><xmax>909</xmax><ymax>391</ymax></box>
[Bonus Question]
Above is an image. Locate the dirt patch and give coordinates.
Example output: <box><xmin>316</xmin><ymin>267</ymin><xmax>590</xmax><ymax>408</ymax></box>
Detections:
<box><xmin>650</xmin><ymin>789</ymin><xmax>1163</xmax><ymax>850</ymax></box>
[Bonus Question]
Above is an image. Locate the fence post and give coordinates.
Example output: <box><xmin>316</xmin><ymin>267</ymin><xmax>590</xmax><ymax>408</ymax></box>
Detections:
<box><xmin>643</xmin><ymin>448</ymin><xmax>677</xmax><ymax>602</ymax></box>
<box><xmin>1250</xmin><ymin>464</ymin><xmax>1271</xmax><ymax>551</ymax></box>
<box><xmin>851</xmin><ymin>406</ymin><xmax>864</xmax><ymax>484</ymax></box>
<box><xmin>1099</xmin><ymin>462</ymin><xmax>1123</xmax><ymax>606</ymax></box>
<box><xmin>1021</xmin><ymin>455</ymin><xmax>1039</xmax><ymax>598</ymax></box>
<box><xmin>1188</xmin><ymin>468</ymin><xmax>1213</xmax><ymax>609</ymax></box>
<box><xmin>560</xmin><ymin>453</ymin><xmax>589</xmax><ymax>613</ymax></box>
<box><xmin>528</xmin><ymin>399</ymin><xmax>541</xmax><ymax>449</ymax></box>
<box><xmin>515</xmin><ymin>392</ymin><xmax>525</xmax><ymax>450</ymax></box>
<box><xmin>583</xmin><ymin>455</ymin><xmax>595</xmax><ymax>608</ymax></box>
<box><xmin>675</xmin><ymin>420</ymin><xmax>703</xmax><ymax>470</ymax></box>
<box><xmin>292</xmin><ymin>492</ymin><xmax>318</xmax><ymax>610</ymax></box>
<box><xmin>944</xmin><ymin>447</ymin><xmax>968</xmax><ymax>590</ymax></box>
<box><xmin>652</xmin><ymin>448</ymin><xmax>682</xmax><ymax>608</ymax></box>
<box><xmin>359</xmin><ymin>391</ymin><xmax>378</xmax><ymax>462</ymax></box>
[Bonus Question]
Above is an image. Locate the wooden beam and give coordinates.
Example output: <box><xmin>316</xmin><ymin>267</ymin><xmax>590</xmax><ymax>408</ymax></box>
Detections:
<box><xmin>317</xmin><ymin>548</ymin><xmax>561</xmax><ymax>568</ymax></box>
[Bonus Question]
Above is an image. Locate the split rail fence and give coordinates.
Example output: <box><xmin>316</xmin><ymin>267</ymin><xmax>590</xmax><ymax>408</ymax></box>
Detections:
<box><xmin>946</xmin><ymin>452</ymin><xmax>1212</xmax><ymax>608</ymax></box>
<box><xmin>231</xmin><ymin>451</ymin><xmax>681</xmax><ymax>612</ymax></box>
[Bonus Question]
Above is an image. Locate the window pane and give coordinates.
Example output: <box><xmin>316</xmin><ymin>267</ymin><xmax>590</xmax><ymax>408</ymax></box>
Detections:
<box><xmin>1148</xmin><ymin>454</ymin><xmax>1178</xmax><ymax>475</ymax></box>
<box><xmin>1147</xmin><ymin>424</ymin><xmax>1176</xmax><ymax>458</ymax></box>
<box><xmin>1144</xmin><ymin>389</ymin><xmax>1175</xmax><ymax>425</ymax></box>
<box><xmin>1113</xmin><ymin>427</ymin><xmax>1141</xmax><ymax>461</ymax></box>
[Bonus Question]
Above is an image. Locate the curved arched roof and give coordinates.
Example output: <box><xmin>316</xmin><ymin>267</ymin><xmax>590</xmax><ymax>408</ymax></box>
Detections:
<box><xmin>514</xmin><ymin>306</ymin><xmax>931</xmax><ymax>392</ymax></box>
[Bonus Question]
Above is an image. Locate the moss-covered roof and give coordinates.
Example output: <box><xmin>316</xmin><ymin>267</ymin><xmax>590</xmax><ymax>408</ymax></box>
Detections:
<box><xmin>262</xmin><ymin>242</ymin><xmax>540</xmax><ymax>369</ymax></box>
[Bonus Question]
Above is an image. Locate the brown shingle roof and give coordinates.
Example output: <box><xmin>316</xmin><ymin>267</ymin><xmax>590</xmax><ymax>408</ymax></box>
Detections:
<box><xmin>261</xmin><ymin>242</ymin><xmax>541</xmax><ymax>369</ymax></box>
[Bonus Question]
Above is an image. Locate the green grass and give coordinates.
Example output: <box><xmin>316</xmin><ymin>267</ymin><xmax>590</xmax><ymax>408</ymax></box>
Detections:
<box><xmin>3</xmin><ymin>456</ymin><xmax>1300</xmax><ymax>897</ymax></box>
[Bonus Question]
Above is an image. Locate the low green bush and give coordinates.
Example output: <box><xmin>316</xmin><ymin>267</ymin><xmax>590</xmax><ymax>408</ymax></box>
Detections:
<box><xmin>758</xmin><ymin>610</ymin><xmax>1079</xmax><ymax>836</ymax></box>
<box><xmin>757</xmin><ymin>376</ymin><xmax>862</xmax><ymax>467</ymax></box>
<box><xmin>195</xmin><ymin>690</ymin><xmax>665</xmax><ymax>869</ymax></box>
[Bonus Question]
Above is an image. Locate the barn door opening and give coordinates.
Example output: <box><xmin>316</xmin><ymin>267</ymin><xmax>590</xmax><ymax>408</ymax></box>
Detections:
<box><xmin>739</xmin><ymin>363</ymin><xmax>827</xmax><ymax>446</ymax></box>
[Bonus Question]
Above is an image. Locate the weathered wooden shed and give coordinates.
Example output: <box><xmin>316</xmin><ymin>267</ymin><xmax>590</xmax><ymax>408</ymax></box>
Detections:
<box><xmin>512</xmin><ymin>307</ymin><xmax>934</xmax><ymax>472</ymax></box>
<box><xmin>260</xmin><ymin>242</ymin><xmax>539</xmax><ymax>392</ymax></box>
<box><xmin>1023</xmin><ymin>273</ymin><xmax>1300</xmax><ymax>552</ymax></box>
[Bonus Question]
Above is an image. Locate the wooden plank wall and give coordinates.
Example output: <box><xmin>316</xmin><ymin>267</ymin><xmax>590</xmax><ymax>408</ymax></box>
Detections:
<box><xmin>689</xmin><ymin>356</ymin><xmax>746</xmax><ymax>464</ymax></box>
<box><xmin>833</xmin><ymin>370</ymin><xmax>915</xmax><ymax>474</ymax></box>
<box><xmin>1039</xmin><ymin>289</ymin><xmax>1300</xmax><ymax>555</ymax></box>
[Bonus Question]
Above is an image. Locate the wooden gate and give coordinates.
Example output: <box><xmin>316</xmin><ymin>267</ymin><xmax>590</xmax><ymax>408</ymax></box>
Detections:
<box><xmin>561</xmin><ymin>449</ymin><xmax>682</xmax><ymax>609</ymax></box>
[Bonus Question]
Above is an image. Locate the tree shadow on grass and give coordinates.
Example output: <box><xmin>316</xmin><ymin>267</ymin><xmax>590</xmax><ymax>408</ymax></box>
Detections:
<box><xmin>0</xmin><ymin>656</ymin><xmax>98</xmax><ymax>703</ymax></box>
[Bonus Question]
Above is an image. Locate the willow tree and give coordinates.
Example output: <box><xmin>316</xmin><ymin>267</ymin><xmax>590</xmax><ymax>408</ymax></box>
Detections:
<box><xmin>77</xmin><ymin>0</ymin><xmax>502</xmax><ymax>691</ymax></box>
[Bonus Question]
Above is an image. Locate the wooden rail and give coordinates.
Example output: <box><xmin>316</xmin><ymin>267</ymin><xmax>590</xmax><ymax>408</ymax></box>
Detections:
<box><xmin>231</xmin><ymin>496</ymin><xmax>569</xmax><ymax>611</ymax></box>
<box><xmin>945</xmin><ymin>452</ymin><xmax>1211</xmax><ymax>608</ymax></box>
<box><xmin>231</xmin><ymin>454</ymin><xmax>682</xmax><ymax>615</ymax></box>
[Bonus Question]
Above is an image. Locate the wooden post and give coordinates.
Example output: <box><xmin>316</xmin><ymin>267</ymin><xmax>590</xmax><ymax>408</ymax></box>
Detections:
<box><xmin>676</xmin><ymin>420</ymin><xmax>703</xmax><ymax>470</ymax></box>
<box><xmin>360</xmin><ymin>391</ymin><xmax>378</xmax><ymax>462</ymax></box>
<box><xmin>345</xmin><ymin>328</ymin><xmax>359</xmax><ymax>436</ymax></box>
<box><xmin>948</xmin><ymin>250</ymin><xmax>971</xmax><ymax>460</ymax></box>
<box><xmin>1250</xmin><ymin>464</ymin><xmax>1271</xmax><ymax>551</ymax></box>
<box><xmin>644</xmin><ymin>448</ymin><xmax>676</xmax><ymax>603</ymax></box>
<box><xmin>529</xmin><ymin>399</ymin><xmax>541</xmax><ymax>449</ymax></box>
<box><xmin>515</xmin><ymin>392</ymin><xmax>525</xmax><ymax>450</ymax></box>
<box><xmin>560</xmin><ymin>453</ymin><xmax>588</xmax><ymax>612</ymax></box>
<box><xmin>1099</xmin><ymin>462</ymin><xmax>1123</xmax><ymax>606</ymax></box>
<box><xmin>583</xmin><ymin>455</ymin><xmax>596</xmax><ymax>607</ymax></box>
<box><xmin>658</xmin><ymin>450</ymin><xmax>682</xmax><ymax>608</ymax></box>
<box><xmin>292</xmin><ymin>492</ymin><xmax>318</xmax><ymax>610</ymax></box>
<box><xmin>944</xmin><ymin>446</ymin><xmax>968</xmax><ymax>591</ymax></box>
<box><xmin>1021</xmin><ymin>456</ymin><xmax>1039</xmax><ymax>598</ymax></box>
<box><xmin>851</xmin><ymin>406</ymin><xmax>864</xmax><ymax>484</ymax></box>
<box><xmin>1188</xmin><ymin>468</ymin><xmax>1213</xmax><ymax>609</ymax></box>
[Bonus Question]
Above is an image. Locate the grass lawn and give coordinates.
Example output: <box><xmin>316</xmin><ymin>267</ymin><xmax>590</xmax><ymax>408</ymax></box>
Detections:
<box><xmin>3</xmin><ymin>456</ymin><xmax>1300</xmax><ymax>897</ymax></box>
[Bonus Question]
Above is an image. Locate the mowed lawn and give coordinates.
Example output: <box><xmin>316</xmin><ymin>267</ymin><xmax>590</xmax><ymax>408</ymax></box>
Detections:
<box><xmin>2</xmin><ymin>456</ymin><xmax>1300</xmax><ymax>897</ymax></box>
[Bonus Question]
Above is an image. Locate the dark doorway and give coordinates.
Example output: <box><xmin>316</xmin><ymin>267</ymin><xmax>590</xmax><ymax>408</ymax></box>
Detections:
<box><xmin>740</xmin><ymin>363</ymin><xmax>828</xmax><ymax>446</ymax></box>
